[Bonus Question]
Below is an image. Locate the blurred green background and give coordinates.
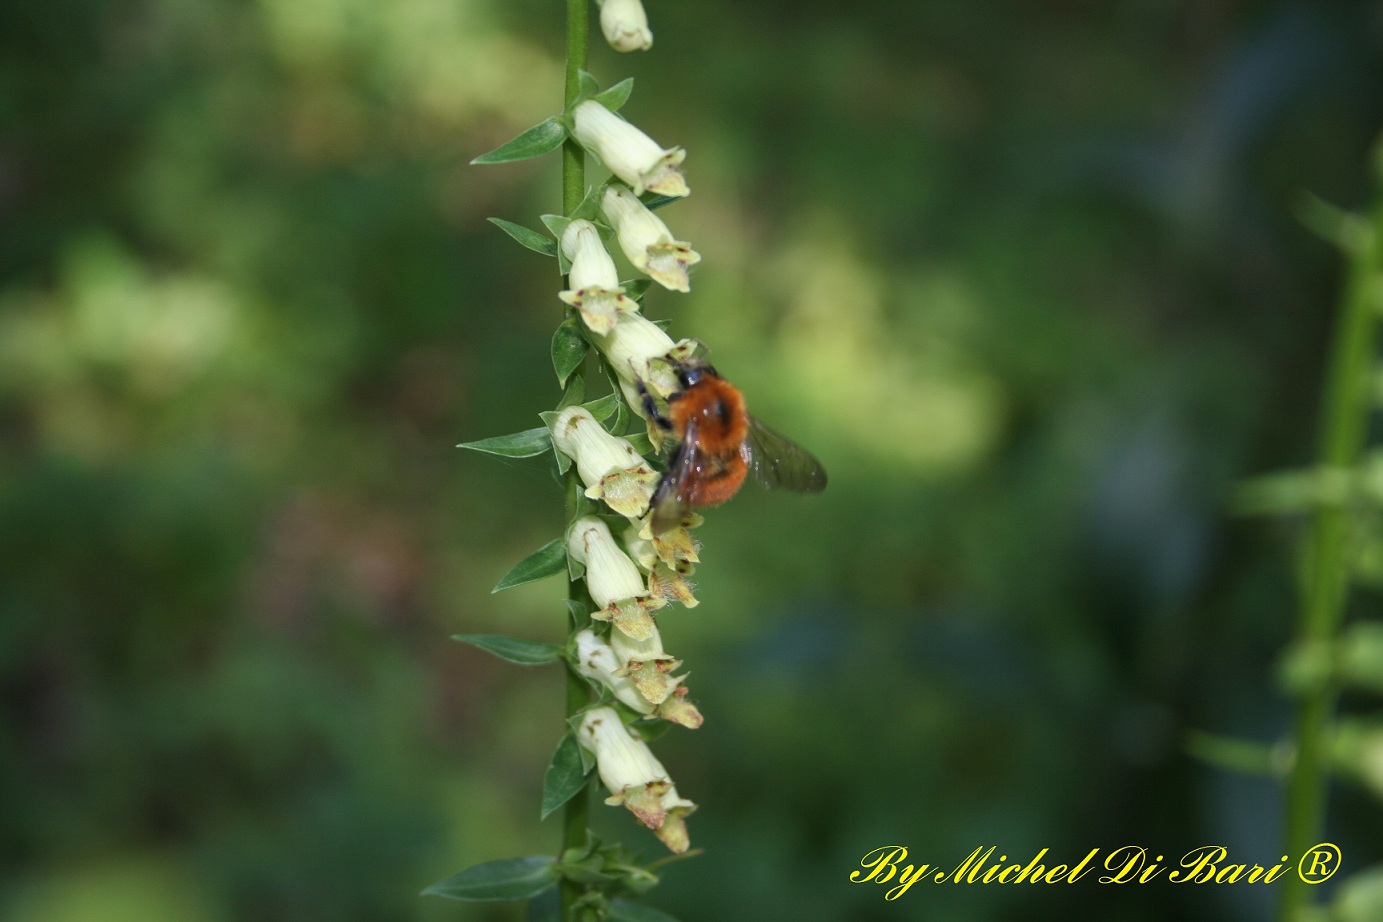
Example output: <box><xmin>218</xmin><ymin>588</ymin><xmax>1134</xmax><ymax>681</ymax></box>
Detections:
<box><xmin>3</xmin><ymin>0</ymin><xmax>1383</xmax><ymax>919</ymax></box>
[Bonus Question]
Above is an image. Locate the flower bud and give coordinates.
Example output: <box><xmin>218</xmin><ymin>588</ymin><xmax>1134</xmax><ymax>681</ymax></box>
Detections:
<box><xmin>570</xmin><ymin>100</ymin><xmax>688</xmax><ymax>198</ymax></box>
<box><xmin>598</xmin><ymin>0</ymin><xmax>653</xmax><ymax>52</ymax></box>
<box><xmin>602</xmin><ymin>185</ymin><xmax>700</xmax><ymax>293</ymax></box>
<box><xmin>558</xmin><ymin>219</ymin><xmax>636</xmax><ymax>334</ymax></box>
<box><xmin>567</xmin><ymin>516</ymin><xmax>660</xmax><ymax>639</ymax></box>
<box><xmin>550</xmin><ymin>406</ymin><xmax>660</xmax><ymax>518</ymax></box>
<box><xmin>578</xmin><ymin>706</ymin><xmax>696</xmax><ymax>852</ymax></box>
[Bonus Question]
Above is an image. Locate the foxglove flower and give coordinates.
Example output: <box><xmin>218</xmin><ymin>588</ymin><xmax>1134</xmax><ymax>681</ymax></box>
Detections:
<box><xmin>578</xmin><ymin>706</ymin><xmax>696</xmax><ymax>852</ymax></box>
<box><xmin>558</xmin><ymin>219</ymin><xmax>636</xmax><ymax>334</ymax></box>
<box><xmin>567</xmin><ymin>516</ymin><xmax>661</xmax><ymax>640</ymax></box>
<box><xmin>597</xmin><ymin>0</ymin><xmax>653</xmax><ymax>52</ymax></box>
<box><xmin>575</xmin><ymin>630</ymin><xmax>702</xmax><ymax>728</ymax></box>
<box><xmin>623</xmin><ymin>520</ymin><xmax>700</xmax><ymax>574</ymax></box>
<box><xmin>592</xmin><ymin>312</ymin><xmax>705</xmax><ymax>435</ymax></box>
<box><xmin>550</xmin><ymin>406</ymin><xmax>659</xmax><ymax>518</ymax></box>
<box><xmin>610</xmin><ymin>621</ymin><xmax>682</xmax><ymax>705</ymax></box>
<box><xmin>570</xmin><ymin>100</ymin><xmax>688</xmax><ymax>199</ymax></box>
<box><xmin>602</xmin><ymin>185</ymin><xmax>700</xmax><ymax>293</ymax></box>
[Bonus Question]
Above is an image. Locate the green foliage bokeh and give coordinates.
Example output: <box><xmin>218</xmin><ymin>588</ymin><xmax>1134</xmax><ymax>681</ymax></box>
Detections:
<box><xmin>3</xmin><ymin>1</ymin><xmax>1383</xmax><ymax>920</ymax></box>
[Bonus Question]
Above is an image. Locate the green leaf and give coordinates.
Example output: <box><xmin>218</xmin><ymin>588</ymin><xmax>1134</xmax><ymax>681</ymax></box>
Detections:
<box><xmin>453</xmin><ymin>634</ymin><xmax>563</xmax><ymax>666</ymax></box>
<box><xmin>1183</xmin><ymin>730</ymin><xmax>1283</xmax><ymax>776</ymax></box>
<box><xmin>542</xmin><ymin>215</ymin><xmax>575</xmax><ymax>273</ymax></box>
<box><xmin>488</xmin><ymin>218</ymin><xmax>558</xmax><ymax>257</ymax></box>
<box><xmin>459</xmin><ymin>428</ymin><xmax>552</xmax><ymax>459</ymax></box>
<box><xmin>541</xmin><ymin>731</ymin><xmax>591</xmax><ymax>820</ymax></box>
<box><xmin>578</xmin><ymin>69</ymin><xmax>601</xmax><ymax>100</ymax></box>
<box><xmin>625</xmin><ymin>431</ymin><xmax>655</xmax><ymax>456</ymax></box>
<box><xmin>565</xmin><ymin>598</ymin><xmax>594</xmax><ymax>627</ymax></box>
<box><xmin>423</xmin><ymin>856</ymin><xmax>559</xmax><ymax>902</ymax></box>
<box><xmin>552</xmin><ymin>315</ymin><xmax>590</xmax><ymax>386</ymax></box>
<box><xmin>631</xmin><ymin>718</ymin><xmax>673</xmax><ymax>743</ymax></box>
<box><xmin>593</xmin><ymin>78</ymin><xmax>634</xmax><ymax>112</ymax></box>
<box><xmin>1295</xmin><ymin>192</ymin><xmax>1370</xmax><ymax>254</ymax></box>
<box><xmin>609</xmin><ymin>900</ymin><xmax>681</xmax><ymax>922</ymax></box>
<box><xmin>493</xmin><ymin>539</ymin><xmax>568</xmax><ymax>593</ymax></box>
<box><xmin>558</xmin><ymin>376</ymin><xmax>587</xmax><ymax>411</ymax></box>
<box><xmin>623</xmin><ymin>278</ymin><xmax>653</xmax><ymax>302</ymax></box>
<box><xmin>472</xmin><ymin>118</ymin><xmax>567</xmax><ymax>165</ymax></box>
<box><xmin>583</xmin><ymin>391</ymin><xmax>622</xmax><ymax>422</ymax></box>
<box><xmin>539</xmin><ymin>410</ymin><xmax>574</xmax><ymax>475</ymax></box>
<box><xmin>641</xmin><ymin>194</ymin><xmax>681</xmax><ymax>212</ymax></box>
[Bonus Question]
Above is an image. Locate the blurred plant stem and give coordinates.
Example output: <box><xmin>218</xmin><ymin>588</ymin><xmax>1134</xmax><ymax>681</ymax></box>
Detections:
<box><xmin>1278</xmin><ymin>155</ymin><xmax>1383</xmax><ymax>922</ymax></box>
<box><xmin>560</xmin><ymin>1</ymin><xmax>591</xmax><ymax>921</ymax></box>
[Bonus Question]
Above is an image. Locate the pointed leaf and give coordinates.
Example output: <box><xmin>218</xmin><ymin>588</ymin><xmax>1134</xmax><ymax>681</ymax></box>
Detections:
<box><xmin>558</xmin><ymin>376</ymin><xmax>586</xmax><ymax>410</ymax></box>
<box><xmin>453</xmin><ymin>634</ymin><xmax>563</xmax><ymax>666</ymax></box>
<box><xmin>459</xmin><ymin>428</ymin><xmax>552</xmax><ymax>458</ymax></box>
<box><xmin>640</xmin><ymin>194</ymin><xmax>681</xmax><ymax>212</ymax></box>
<box><xmin>541</xmin><ymin>731</ymin><xmax>592</xmax><ymax>820</ymax></box>
<box><xmin>543</xmin><ymin>215</ymin><xmax>575</xmax><ymax>273</ymax></box>
<box><xmin>593</xmin><ymin>78</ymin><xmax>634</xmax><ymax>112</ymax></box>
<box><xmin>472</xmin><ymin>118</ymin><xmax>567</xmax><ymax>165</ymax></box>
<box><xmin>423</xmin><ymin>856</ymin><xmax>559</xmax><ymax>902</ymax></box>
<box><xmin>489</xmin><ymin>218</ymin><xmax>558</xmax><ymax>257</ymax></box>
<box><xmin>622</xmin><ymin>278</ymin><xmax>653</xmax><ymax>302</ymax></box>
<box><xmin>552</xmin><ymin>315</ymin><xmax>590</xmax><ymax>386</ymax></box>
<box><xmin>493</xmin><ymin>539</ymin><xmax>568</xmax><ymax>593</ymax></box>
<box><xmin>583</xmin><ymin>391</ymin><xmax>622</xmax><ymax>423</ymax></box>
<box><xmin>578</xmin><ymin>70</ymin><xmax>601</xmax><ymax>100</ymax></box>
<box><xmin>539</xmin><ymin>410</ymin><xmax>575</xmax><ymax>475</ymax></box>
<box><xmin>609</xmin><ymin>900</ymin><xmax>681</xmax><ymax>922</ymax></box>
<box><xmin>566</xmin><ymin>598</ymin><xmax>594</xmax><ymax>628</ymax></box>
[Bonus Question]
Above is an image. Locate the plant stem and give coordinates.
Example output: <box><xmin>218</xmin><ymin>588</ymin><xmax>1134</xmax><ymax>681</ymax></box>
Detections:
<box><xmin>1278</xmin><ymin>197</ymin><xmax>1382</xmax><ymax>921</ymax></box>
<box><xmin>560</xmin><ymin>2</ymin><xmax>589</xmax><ymax>920</ymax></box>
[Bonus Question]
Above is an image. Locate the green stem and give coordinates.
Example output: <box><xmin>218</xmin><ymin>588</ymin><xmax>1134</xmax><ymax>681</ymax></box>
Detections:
<box><xmin>1278</xmin><ymin>195</ymin><xmax>1383</xmax><ymax>921</ymax></box>
<box><xmin>559</xmin><ymin>2</ymin><xmax>589</xmax><ymax>920</ymax></box>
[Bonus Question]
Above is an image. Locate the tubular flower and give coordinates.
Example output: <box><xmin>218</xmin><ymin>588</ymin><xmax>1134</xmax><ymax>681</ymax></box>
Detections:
<box><xmin>568</xmin><ymin>516</ymin><xmax>662</xmax><ymax>640</ymax></box>
<box><xmin>602</xmin><ymin>185</ymin><xmax>701</xmax><ymax>293</ymax></box>
<box><xmin>593</xmin><ymin>314</ymin><xmax>703</xmax><ymax>445</ymax></box>
<box><xmin>623</xmin><ymin>521</ymin><xmax>700</xmax><ymax>572</ymax></box>
<box><xmin>558</xmin><ymin>219</ymin><xmax>636</xmax><ymax>335</ymax></box>
<box><xmin>578</xmin><ymin>706</ymin><xmax>697</xmax><ymax>852</ymax></box>
<box><xmin>610</xmin><ymin>621</ymin><xmax>683</xmax><ymax>705</ymax></box>
<box><xmin>575</xmin><ymin>630</ymin><xmax>702</xmax><ymax>728</ymax></box>
<box><xmin>597</xmin><ymin>0</ymin><xmax>653</xmax><ymax>52</ymax></box>
<box><xmin>549</xmin><ymin>406</ymin><xmax>659</xmax><ymax>518</ymax></box>
<box><xmin>570</xmin><ymin>100</ymin><xmax>689</xmax><ymax>199</ymax></box>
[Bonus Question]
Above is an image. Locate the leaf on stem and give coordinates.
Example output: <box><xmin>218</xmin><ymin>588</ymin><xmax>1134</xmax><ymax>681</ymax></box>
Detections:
<box><xmin>552</xmin><ymin>315</ymin><xmax>590</xmax><ymax>386</ymax></box>
<box><xmin>458</xmin><ymin>428</ymin><xmax>552</xmax><ymax>458</ymax></box>
<box><xmin>488</xmin><ymin>218</ymin><xmax>559</xmax><ymax>257</ymax></box>
<box><xmin>422</xmin><ymin>856</ymin><xmax>559</xmax><ymax>901</ymax></box>
<box><xmin>452</xmin><ymin>634</ymin><xmax>563</xmax><ymax>666</ymax></box>
<box><xmin>541</xmin><ymin>731</ymin><xmax>591</xmax><ymax>819</ymax></box>
<box><xmin>492</xmin><ymin>538</ymin><xmax>568</xmax><ymax>593</ymax></box>
<box><xmin>472</xmin><ymin>118</ymin><xmax>568</xmax><ymax>165</ymax></box>
<box><xmin>593</xmin><ymin>78</ymin><xmax>635</xmax><ymax>112</ymax></box>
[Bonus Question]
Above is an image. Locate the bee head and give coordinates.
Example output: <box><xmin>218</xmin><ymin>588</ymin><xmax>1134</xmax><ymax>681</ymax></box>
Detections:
<box><xmin>677</xmin><ymin>361</ymin><xmax>717</xmax><ymax>389</ymax></box>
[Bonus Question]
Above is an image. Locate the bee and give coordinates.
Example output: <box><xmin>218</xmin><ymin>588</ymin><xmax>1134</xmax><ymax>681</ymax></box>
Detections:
<box><xmin>641</xmin><ymin>358</ymin><xmax>827</xmax><ymax>533</ymax></box>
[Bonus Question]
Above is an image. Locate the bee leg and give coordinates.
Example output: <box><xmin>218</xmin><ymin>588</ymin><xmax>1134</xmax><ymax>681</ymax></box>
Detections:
<box><xmin>634</xmin><ymin>378</ymin><xmax>674</xmax><ymax>432</ymax></box>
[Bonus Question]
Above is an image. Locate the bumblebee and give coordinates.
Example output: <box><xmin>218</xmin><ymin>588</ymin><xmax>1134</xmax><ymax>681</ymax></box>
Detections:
<box><xmin>641</xmin><ymin>359</ymin><xmax>827</xmax><ymax>533</ymax></box>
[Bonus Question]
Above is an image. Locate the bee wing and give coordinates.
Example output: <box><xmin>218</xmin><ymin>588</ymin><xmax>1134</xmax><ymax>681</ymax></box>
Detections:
<box><xmin>742</xmin><ymin>416</ymin><xmax>827</xmax><ymax>493</ymax></box>
<box><xmin>649</xmin><ymin>418</ymin><xmax>701</xmax><ymax>534</ymax></box>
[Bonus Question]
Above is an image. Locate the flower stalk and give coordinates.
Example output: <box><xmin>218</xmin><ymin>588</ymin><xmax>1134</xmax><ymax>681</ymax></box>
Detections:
<box><xmin>1277</xmin><ymin>174</ymin><xmax>1383</xmax><ymax>921</ymax></box>
<box><xmin>560</xmin><ymin>5</ymin><xmax>592</xmax><ymax>922</ymax></box>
